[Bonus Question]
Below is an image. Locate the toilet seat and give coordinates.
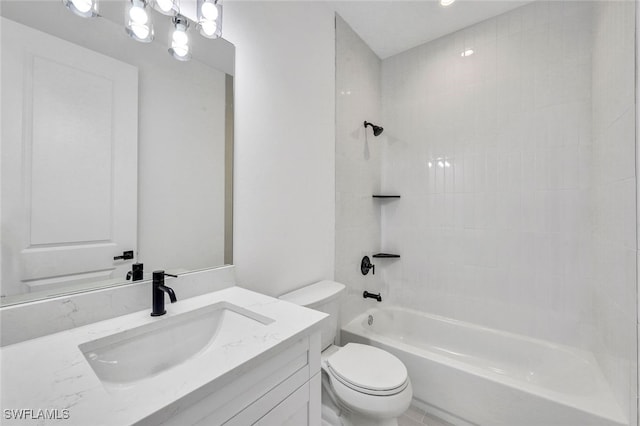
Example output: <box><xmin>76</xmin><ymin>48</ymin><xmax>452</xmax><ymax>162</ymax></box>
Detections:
<box><xmin>326</xmin><ymin>369</ymin><xmax>413</xmax><ymax>419</ymax></box>
<box><xmin>325</xmin><ymin>343</ymin><xmax>408</xmax><ymax>396</ymax></box>
<box><xmin>321</xmin><ymin>343</ymin><xmax>413</xmax><ymax>420</ymax></box>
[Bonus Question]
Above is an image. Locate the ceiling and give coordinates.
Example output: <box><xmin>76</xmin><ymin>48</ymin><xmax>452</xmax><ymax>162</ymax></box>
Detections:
<box><xmin>327</xmin><ymin>0</ymin><xmax>534</xmax><ymax>59</ymax></box>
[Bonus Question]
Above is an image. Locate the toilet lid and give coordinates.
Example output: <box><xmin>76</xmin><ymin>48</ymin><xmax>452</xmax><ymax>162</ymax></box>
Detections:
<box><xmin>326</xmin><ymin>343</ymin><xmax>408</xmax><ymax>393</ymax></box>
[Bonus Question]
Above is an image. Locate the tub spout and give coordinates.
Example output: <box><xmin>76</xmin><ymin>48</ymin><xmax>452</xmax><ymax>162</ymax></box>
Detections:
<box><xmin>363</xmin><ymin>291</ymin><xmax>382</xmax><ymax>302</ymax></box>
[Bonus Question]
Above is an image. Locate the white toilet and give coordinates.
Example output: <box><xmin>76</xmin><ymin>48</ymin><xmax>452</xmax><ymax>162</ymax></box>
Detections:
<box><xmin>280</xmin><ymin>280</ymin><xmax>412</xmax><ymax>426</ymax></box>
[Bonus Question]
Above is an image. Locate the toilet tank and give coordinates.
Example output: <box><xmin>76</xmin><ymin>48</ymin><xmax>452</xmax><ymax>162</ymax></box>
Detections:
<box><xmin>279</xmin><ymin>280</ymin><xmax>346</xmax><ymax>350</ymax></box>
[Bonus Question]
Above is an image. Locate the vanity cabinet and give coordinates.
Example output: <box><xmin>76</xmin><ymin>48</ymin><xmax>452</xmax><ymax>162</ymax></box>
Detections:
<box><xmin>151</xmin><ymin>331</ymin><xmax>322</xmax><ymax>426</ymax></box>
<box><xmin>1</xmin><ymin>286</ymin><xmax>326</xmax><ymax>426</ymax></box>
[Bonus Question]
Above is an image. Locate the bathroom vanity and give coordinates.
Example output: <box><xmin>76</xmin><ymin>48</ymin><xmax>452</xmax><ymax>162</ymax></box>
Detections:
<box><xmin>1</xmin><ymin>2</ymin><xmax>326</xmax><ymax>424</ymax></box>
<box><xmin>0</xmin><ymin>286</ymin><xmax>326</xmax><ymax>425</ymax></box>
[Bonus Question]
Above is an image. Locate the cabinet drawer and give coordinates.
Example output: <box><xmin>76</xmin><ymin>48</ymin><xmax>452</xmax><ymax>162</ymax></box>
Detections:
<box><xmin>254</xmin><ymin>381</ymin><xmax>310</xmax><ymax>426</ymax></box>
<box><xmin>223</xmin><ymin>368</ymin><xmax>309</xmax><ymax>426</ymax></box>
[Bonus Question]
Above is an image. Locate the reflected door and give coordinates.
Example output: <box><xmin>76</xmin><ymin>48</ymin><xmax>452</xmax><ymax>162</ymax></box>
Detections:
<box><xmin>1</xmin><ymin>18</ymin><xmax>138</xmax><ymax>297</ymax></box>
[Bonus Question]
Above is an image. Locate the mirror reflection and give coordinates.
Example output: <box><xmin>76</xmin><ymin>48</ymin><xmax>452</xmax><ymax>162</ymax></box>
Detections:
<box><xmin>0</xmin><ymin>0</ymin><xmax>234</xmax><ymax>306</ymax></box>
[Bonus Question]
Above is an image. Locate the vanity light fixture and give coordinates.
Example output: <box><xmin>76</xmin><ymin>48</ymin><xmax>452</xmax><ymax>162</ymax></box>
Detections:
<box><xmin>63</xmin><ymin>0</ymin><xmax>224</xmax><ymax>61</ymax></box>
<box><xmin>169</xmin><ymin>15</ymin><xmax>191</xmax><ymax>61</ymax></box>
<box><xmin>153</xmin><ymin>0</ymin><xmax>179</xmax><ymax>16</ymax></box>
<box><xmin>63</xmin><ymin>0</ymin><xmax>98</xmax><ymax>18</ymax></box>
<box><xmin>440</xmin><ymin>0</ymin><xmax>456</xmax><ymax>6</ymax></box>
<box><xmin>197</xmin><ymin>0</ymin><xmax>222</xmax><ymax>39</ymax></box>
<box><xmin>126</xmin><ymin>0</ymin><xmax>154</xmax><ymax>43</ymax></box>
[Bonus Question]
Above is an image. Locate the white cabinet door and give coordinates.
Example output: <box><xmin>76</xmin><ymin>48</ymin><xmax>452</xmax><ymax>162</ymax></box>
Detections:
<box><xmin>1</xmin><ymin>18</ymin><xmax>138</xmax><ymax>296</ymax></box>
<box><xmin>254</xmin><ymin>382</ymin><xmax>310</xmax><ymax>426</ymax></box>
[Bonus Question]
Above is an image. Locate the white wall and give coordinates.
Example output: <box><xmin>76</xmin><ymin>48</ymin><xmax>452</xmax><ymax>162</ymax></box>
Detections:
<box><xmin>591</xmin><ymin>1</ymin><xmax>637</xmax><ymax>422</ymax></box>
<box><xmin>335</xmin><ymin>15</ymin><xmax>384</xmax><ymax>325</ymax></box>
<box><xmin>224</xmin><ymin>1</ymin><xmax>336</xmax><ymax>296</ymax></box>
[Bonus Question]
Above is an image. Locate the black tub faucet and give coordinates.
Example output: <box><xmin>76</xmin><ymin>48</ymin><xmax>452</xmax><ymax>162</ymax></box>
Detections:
<box><xmin>363</xmin><ymin>291</ymin><xmax>382</xmax><ymax>302</ymax></box>
<box><xmin>151</xmin><ymin>270</ymin><xmax>178</xmax><ymax>317</ymax></box>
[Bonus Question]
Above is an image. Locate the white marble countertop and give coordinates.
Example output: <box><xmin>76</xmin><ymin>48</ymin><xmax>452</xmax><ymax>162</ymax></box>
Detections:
<box><xmin>0</xmin><ymin>286</ymin><xmax>326</xmax><ymax>425</ymax></box>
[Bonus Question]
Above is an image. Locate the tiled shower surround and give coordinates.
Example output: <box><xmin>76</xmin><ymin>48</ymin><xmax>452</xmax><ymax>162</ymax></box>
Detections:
<box><xmin>591</xmin><ymin>0</ymin><xmax>636</xmax><ymax>421</ymax></box>
<box><xmin>335</xmin><ymin>15</ymin><xmax>384</xmax><ymax>325</ymax></box>
<box><xmin>337</xmin><ymin>1</ymin><xmax>637</xmax><ymax>424</ymax></box>
<box><xmin>382</xmin><ymin>0</ymin><xmax>596</xmax><ymax>347</ymax></box>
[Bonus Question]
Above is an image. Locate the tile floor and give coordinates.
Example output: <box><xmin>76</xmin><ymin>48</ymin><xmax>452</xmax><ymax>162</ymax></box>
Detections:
<box><xmin>399</xmin><ymin>405</ymin><xmax>455</xmax><ymax>426</ymax></box>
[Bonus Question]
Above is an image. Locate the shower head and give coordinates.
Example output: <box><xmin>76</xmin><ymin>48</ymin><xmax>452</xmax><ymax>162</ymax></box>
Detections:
<box><xmin>364</xmin><ymin>121</ymin><xmax>384</xmax><ymax>136</ymax></box>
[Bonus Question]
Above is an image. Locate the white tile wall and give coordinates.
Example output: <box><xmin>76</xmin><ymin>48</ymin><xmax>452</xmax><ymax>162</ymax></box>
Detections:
<box><xmin>592</xmin><ymin>1</ymin><xmax>637</xmax><ymax>424</ymax></box>
<box><xmin>335</xmin><ymin>2</ymin><xmax>636</xmax><ymax>423</ymax></box>
<box><xmin>335</xmin><ymin>15</ymin><xmax>384</xmax><ymax>325</ymax></box>
<box><xmin>381</xmin><ymin>1</ymin><xmax>596</xmax><ymax>348</ymax></box>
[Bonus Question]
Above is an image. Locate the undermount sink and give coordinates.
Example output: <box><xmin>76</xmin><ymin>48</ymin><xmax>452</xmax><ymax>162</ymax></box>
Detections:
<box><xmin>79</xmin><ymin>302</ymin><xmax>274</xmax><ymax>386</ymax></box>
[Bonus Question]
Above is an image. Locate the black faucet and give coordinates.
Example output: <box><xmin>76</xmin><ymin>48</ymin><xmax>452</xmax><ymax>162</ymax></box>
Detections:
<box><xmin>151</xmin><ymin>270</ymin><xmax>178</xmax><ymax>316</ymax></box>
<box><xmin>363</xmin><ymin>291</ymin><xmax>382</xmax><ymax>302</ymax></box>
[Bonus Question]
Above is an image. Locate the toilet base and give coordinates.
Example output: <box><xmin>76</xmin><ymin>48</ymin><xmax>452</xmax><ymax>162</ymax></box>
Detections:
<box><xmin>321</xmin><ymin>376</ymin><xmax>399</xmax><ymax>426</ymax></box>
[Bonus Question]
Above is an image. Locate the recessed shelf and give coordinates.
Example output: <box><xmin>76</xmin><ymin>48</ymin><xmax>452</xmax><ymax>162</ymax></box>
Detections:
<box><xmin>372</xmin><ymin>253</ymin><xmax>400</xmax><ymax>258</ymax></box>
<box><xmin>372</xmin><ymin>195</ymin><xmax>401</xmax><ymax>199</ymax></box>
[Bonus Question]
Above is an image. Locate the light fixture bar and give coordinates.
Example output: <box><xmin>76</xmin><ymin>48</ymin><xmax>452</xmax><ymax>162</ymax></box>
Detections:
<box><xmin>62</xmin><ymin>0</ymin><xmax>221</xmax><ymax>61</ymax></box>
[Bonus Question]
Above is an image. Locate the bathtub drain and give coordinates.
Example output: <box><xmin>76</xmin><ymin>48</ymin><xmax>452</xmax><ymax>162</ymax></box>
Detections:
<box><xmin>368</xmin><ymin>315</ymin><xmax>373</xmax><ymax>326</ymax></box>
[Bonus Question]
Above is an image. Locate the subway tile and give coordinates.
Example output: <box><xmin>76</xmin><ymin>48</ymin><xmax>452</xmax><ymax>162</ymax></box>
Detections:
<box><xmin>373</xmin><ymin>1</ymin><xmax>634</xmax><ymax>393</ymax></box>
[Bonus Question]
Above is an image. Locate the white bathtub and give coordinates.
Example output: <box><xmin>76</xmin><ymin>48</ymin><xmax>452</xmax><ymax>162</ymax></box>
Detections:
<box><xmin>341</xmin><ymin>306</ymin><xmax>627</xmax><ymax>426</ymax></box>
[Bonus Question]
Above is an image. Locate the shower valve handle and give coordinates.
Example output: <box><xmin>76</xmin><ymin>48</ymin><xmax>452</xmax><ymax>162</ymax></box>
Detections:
<box><xmin>361</xmin><ymin>256</ymin><xmax>375</xmax><ymax>275</ymax></box>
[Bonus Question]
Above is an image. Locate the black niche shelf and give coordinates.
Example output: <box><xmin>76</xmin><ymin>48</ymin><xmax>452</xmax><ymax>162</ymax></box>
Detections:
<box><xmin>372</xmin><ymin>253</ymin><xmax>400</xmax><ymax>258</ymax></box>
<box><xmin>372</xmin><ymin>195</ymin><xmax>401</xmax><ymax>199</ymax></box>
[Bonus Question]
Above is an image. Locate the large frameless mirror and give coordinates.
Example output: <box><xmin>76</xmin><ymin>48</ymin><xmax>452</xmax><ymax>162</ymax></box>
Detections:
<box><xmin>0</xmin><ymin>0</ymin><xmax>234</xmax><ymax>306</ymax></box>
